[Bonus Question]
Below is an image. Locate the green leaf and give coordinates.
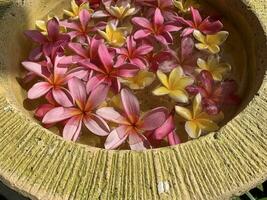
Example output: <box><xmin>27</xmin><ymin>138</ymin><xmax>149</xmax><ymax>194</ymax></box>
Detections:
<box><xmin>257</xmin><ymin>184</ymin><xmax>264</xmax><ymax>192</ymax></box>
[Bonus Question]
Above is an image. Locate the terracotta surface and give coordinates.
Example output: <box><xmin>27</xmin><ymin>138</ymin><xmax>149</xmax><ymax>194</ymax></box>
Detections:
<box><xmin>0</xmin><ymin>0</ymin><xmax>266</xmax><ymax>199</ymax></box>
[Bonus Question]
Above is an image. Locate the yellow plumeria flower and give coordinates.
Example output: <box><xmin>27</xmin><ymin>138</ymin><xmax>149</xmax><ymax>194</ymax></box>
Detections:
<box><xmin>196</xmin><ymin>55</ymin><xmax>231</xmax><ymax>81</ymax></box>
<box><xmin>153</xmin><ymin>67</ymin><xmax>194</xmax><ymax>103</ymax></box>
<box><xmin>175</xmin><ymin>94</ymin><xmax>222</xmax><ymax>138</ymax></box>
<box><xmin>173</xmin><ymin>0</ymin><xmax>199</xmax><ymax>13</ymax></box>
<box><xmin>63</xmin><ymin>0</ymin><xmax>93</xmax><ymax>19</ymax></box>
<box><xmin>193</xmin><ymin>30</ymin><xmax>229</xmax><ymax>54</ymax></box>
<box><xmin>120</xmin><ymin>70</ymin><xmax>155</xmax><ymax>90</ymax></box>
<box><xmin>107</xmin><ymin>3</ymin><xmax>137</xmax><ymax>20</ymax></box>
<box><xmin>98</xmin><ymin>23</ymin><xmax>126</xmax><ymax>47</ymax></box>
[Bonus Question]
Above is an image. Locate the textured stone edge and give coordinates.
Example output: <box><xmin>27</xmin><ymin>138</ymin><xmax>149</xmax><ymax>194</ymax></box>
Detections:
<box><xmin>0</xmin><ymin>0</ymin><xmax>266</xmax><ymax>200</ymax></box>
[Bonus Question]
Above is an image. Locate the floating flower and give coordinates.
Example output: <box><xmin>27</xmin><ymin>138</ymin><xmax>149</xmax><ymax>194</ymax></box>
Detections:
<box><xmin>43</xmin><ymin>78</ymin><xmax>110</xmax><ymax>141</ymax></box>
<box><xmin>187</xmin><ymin>70</ymin><xmax>240</xmax><ymax>115</ymax></box>
<box><xmin>153</xmin><ymin>67</ymin><xmax>194</xmax><ymax>103</ymax></box>
<box><xmin>175</xmin><ymin>7</ymin><xmax>223</xmax><ymax>36</ymax></box>
<box><xmin>64</xmin><ymin>0</ymin><xmax>93</xmax><ymax>19</ymax></box>
<box><xmin>80</xmin><ymin>43</ymin><xmax>139</xmax><ymax>93</ymax></box>
<box><xmin>173</xmin><ymin>0</ymin><xmax>199</xmax><ymax>13</ymax></box>
<box><xmin>120</xmin><ymin>70</ymin><xmax>155</xmax><ymax>90</ymax></box>
<box><xmin>24</xmin><ymin>18</ymin><xmax>70</xmax><ymax>60</ymax></box>
<box><xmin>116</xmin><ymin>36</ymin><xmax>153</xmax><ymax>69</ymax></box>
<box><xmin>98</xmin><ymin>22</ymin><xmax>126</xmax><ymax>47</ymax></box>
<box><xmin>75</xmin><ymin>0</ymin><xmax>101</xmax><ymax>9</ymax></box>
<box><xmin>22</xmin><ymin>56</ymin><xmax>88</xmax><ymax>107</ymax></box>
<box><xmin>97</xmin><ymin>89</ymin><xmax>168</xmax><ymax>150</ymax></box>
<box><xmin>196</xmin><ymin>55</ymin><xmax>231</xmax><ymax>81</ymax></box>
<box><xmin>60</xmin><ymin>9</ymin><xmax>105</xmax><ymax>42</ymax></box>
<box><xmin>193</xmin><ymin>30</ymin><xmax>229</xmax><ymax>54</ymax></box>
<box><xmin>93</xmin><ymin>0</ymin><xmax>138</xmax><ymax>20</ymax></box>
<box><xmin>132</xmin><ymin>8</ymin><xmax>181</xmax><ymax>45</ymax></box>
<box><xmin>175</xmin><ymin>94</ymin><xmax>221</xmax><ymax>138</ymax></box>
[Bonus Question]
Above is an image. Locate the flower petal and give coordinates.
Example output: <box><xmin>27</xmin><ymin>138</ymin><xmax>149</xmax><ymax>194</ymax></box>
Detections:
<box><xmin>121</xmin><ymin>89</ymin><xmax>140</xmax><ymax>123</ymax></box>
<box><xmin>47</xmin><ymin>18</ymin><xmax>59</xmax><ymax>40</ymax></box>
<box><xmin>140</xmin><ymin>107</ymin><xmax>168</xmax><ymax>131</ymax></box>
<box><xmin>98</xmin><ymin>43</ymin><xmax>113</xmax><ymax>72</ymax></box>
<box><xmin>52</xmin><ymin>88</ymin><xmax>73</xmax><ymax>107</ymax></box>
<box><xmin>185</xmin><ymin>121</ymin><xmax>201</xmax><ymax>138</ymax></box>
<box><xmin>79</xmin><ymin>9</ymin><xmax>91</xmax><ymax>30</ymax></box>
<box><xmin>134</xmin><ymin>29</ymin><xmax>151</xmax><ymax>40</ymax></box>
<box><xmin>154</xmin><ymin>115</ymin><xmax>176</xmax><ymax>140</ymax></box>
<box><xmin>83</xmin><ymin>114</ymin><xmax>110</xmax><ymax>136</ymax></box>
<box><xmin>153</xmin><ymin>87</ymin><xmax>170</xmax><ymax>96</ymax></box>
<box><xmin>132</xmin><ymin>17</ymin><xmax>152</xmax><ymax>29</ymax></box>
<box><xmin>86</xmin><ymin>83</ymin><xmax>109</xmax><ymax>110</ymax></box>
<box><xmin>24</xmin><ymin>30</ymin><xmax>47</xmax><ymax>44</ymax></box>
<box><xmin>68</xmin><ymin>77</ymin><xmax>87</xmax><ymax>107</ymax></box>
<box><xmin>22</xmin><ymin>61</ymin><xmax>49</xmax><ymax>80</ymax></box>
<box><xmin>129</xmin><ymin>133</ymin><xmax>149</xmax><ymax>151</ymax></box>
<box><xmin>86</xmin><ymin>75</ymin><xmax>105</xmax><ymax>93</ymax></box>
<box><xmin>135</xmin><ymin>44</ymin><xmax>154</xmax><ymax>55</ymax></box>
<box><xmin>175</xmin><ymin>106</ymin><xmax>192</xmax><ymax>120</ymax></box>
<box><xmin>104</xmin><ymin>125</ymin><xmax>128</xmax><ymax>149</ymax></box>
<box><xmin>207</xmin><ymin>31</ymin><xmax>229</xmax><ymax>45</ymax></box>
<box><xmin>96</xmin><ymin>107</ymin><xmax>129</xmax><ymax>124</ymax></box>
<box><xmin>169</xmin><ymin>90</ymin><xmax>189</xmax><ymax>103</ymax></box>
<box><xmin>154</xmin><ymin>8</ymin><xmax>164</xmax><ymax>27</ymax></box>
<box><xmin>35</xmin><ymin>104</ymin><xmax>55</xmax><ymax>119</ymax></box>
<box><xmin>43</xmin><ymin>107</ymin><xmax>80</xmax><ymax>124</ymax></box>
<box><xmin>193</xmin><ymin>93</ymin><xmax>202</xmax><ymax>117</ymax></box>
<box><xmin>68</xmin><ymin>42</ymin><xmax>88</xmax><ymax>58</ymax></box>
<box><xmin>63</xmin><ymin>116</ymin><xmax>82</xmax><ymax>141</ymax></box>
<box><xmin>167</xmin><ymin>131</ymin><xmax>181</xmax><ymax>145</ymax></box>
<box><xmin>156</xmin><ymin>70</ymin><xmax>169</xmax><ymax>87</ymax></box>
<box><xmin>28</xmin><ymin>82</ymin><xmax>52</xmax><ymax>99</ymax></box>
<box><xmin>197</xmin><ymin>119</ymin><xmax>219</xmax><ymax>132</ymax></box>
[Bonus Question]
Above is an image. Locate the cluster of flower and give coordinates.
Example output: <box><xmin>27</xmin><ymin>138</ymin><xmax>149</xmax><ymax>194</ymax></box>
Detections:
<box><xmin>21</xmin><ymin>0</ymin><xmax>240</xmax><ymax>150</ymax></box>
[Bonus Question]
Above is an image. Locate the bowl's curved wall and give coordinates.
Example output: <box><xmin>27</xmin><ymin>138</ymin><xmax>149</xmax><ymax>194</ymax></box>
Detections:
<box><xmin>0</xmin><ymin>0</ymin><xmax>266</xmax><ymax>200</ymax></box>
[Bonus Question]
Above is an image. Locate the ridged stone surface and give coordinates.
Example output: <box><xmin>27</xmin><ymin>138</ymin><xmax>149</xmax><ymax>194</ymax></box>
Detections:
<box><xmin>0</xmin><ymin>0</ymin><xmax>266</xmax><ymax>199</ymax></box>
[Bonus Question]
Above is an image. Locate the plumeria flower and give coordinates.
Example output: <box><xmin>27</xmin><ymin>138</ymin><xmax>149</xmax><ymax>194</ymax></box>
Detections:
<box><xmin>116</xmin><ymin>36</ymin><xmax>153</xmax><ymax>69</ymax></box>
<box><xmin>153</xmin><ymin>67</ymin><xmax>194</xmax><ymax>103</ymax></box>
<box><xmin>43</xmin><ymin>78</ymin><xmax>110</xmax><ymax>141</ymax></box>
<box><xmin>35</xmin><ymin>16</ymin><xmax>66</xmax><ymax>35</ymax></box>
<box><xmin>132</xmin><ymin>8</ymin><xmax>181</xmax><ymax>45</ymax></box>
<box><xmin>97</xmin><ymin>89</ymin><xmax>168</xmax><ymax>150</ymax></box>
<box><xmin>93</xmin><ymin>0</ymin><xmax>138</xmax><ymax>20</ymax></box>
<box><xmin>196</xmin><ymin>55</ymin><xmax>231</xmax><ymax>81</ymax></box>
<box><xmin>64</xmin><ymin>0</ymin><xmax>93</xmax><ymax>19</ymax></box>
<box><xmin>66</xmin><ymin>36</ymin><xmax>103</xmax><ymax>65</ymax></box>
<box><xmin>24</xmin><ymin>18</ymin><xmax>70</xmax><ymax>60</ymax></box>
<box><xmin>146</xmin><ymin>0</ymin><xmax>177</xmax><ymax>21</ymax></box>
<box><xmin>175</xmin><ymin>7</ymin><xmax>223</xmax><ymax>37</ymax></box>
<box><xmin>60</xmin><ymin>9</ymin><xmax>105</xmax><ymax>43</ymax></box>
<box><xmin>173</xmin><ymin>0</ymin><xmax>199</xmax><ymax>13</ymax></box>
<box><xmin>98</xmin><ymin>22</ymin><xmax>126</xmax><ymax>47</ymax></box>
<box><xmin>80</xmin><ymin>43</ymin><xmax>139</xmax><ymax>93</ymax></box>
<box><xmin>120</xmin><ymin>70</ymin><xmax>155</xmax><ymax>90</ymax></box>
<box><xmin>187</xmin><ymin>70</ymin><xmax>240</xmax><ymax>115</ymax></box>
<box><xmin>193</xmin><ymin>30</ymin><xmax>229</xmax><ymax>54</ymax></box>
<box><xmin>22</xmin><ymin>56</ymin><xmax>88</xmax><ymax>107</ymax></box>
<box><xmin>175</xmin><ymin>93</ymin><xmax>222</xmax><ymax>138</ymax></box>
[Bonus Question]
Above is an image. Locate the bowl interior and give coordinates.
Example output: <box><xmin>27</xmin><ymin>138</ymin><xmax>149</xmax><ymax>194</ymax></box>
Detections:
<box><xmin>0</xmin><ymin>0</ymin><xmax>264</xmax><ymax>148</ymax></box>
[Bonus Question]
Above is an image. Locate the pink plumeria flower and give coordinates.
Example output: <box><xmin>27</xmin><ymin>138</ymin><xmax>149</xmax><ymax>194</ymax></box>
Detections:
<box><xmin>75</xmin><ymin>0</ymin><xmax>101</xmax><ymax>9</ymax></box>
<box><xmin>116</xmin><ymin>36</ymin><xmax>153</xmax><ymax>69</ymax></box>
<box><xmin>187</xmin><ymin>70</ymin><xmax>240</xmax><ymax>115</ymax></box>
<box><xmin>43</xmin><ymin>78</ymin><xmax>110</xmax><ymax>141</ymax></box>
<box><xmin>60</xmin><ymin>9</ymin><xmax>105</xmax><ymax>43</ymax></box>
<box><xmin>132</xmin><ymin>8</ymin><xmax>181</xmax><ymax>45</ymax></box>
<box><xmin>24</xmin><ymin>18</ymin><xmax>70</xmax><ymax>60</ymax></box>
<box><xmin>175</xmin><ymin>7</ymin><xmax>223</xmax><ymax>37</ymax></box>
<box><xmin>80</xmin><ymin>43</ymin><xmax>139</xmax><ymax>93</ymax></box>
<box><xmin>97</xmin><ymin>89</ymin><xmax>168</xmax><ymax>150</ymax></box>
<box><xmin>22</xmin><ymin>56</ymin><xmax>88</xmax><ymax>107</ymax></box>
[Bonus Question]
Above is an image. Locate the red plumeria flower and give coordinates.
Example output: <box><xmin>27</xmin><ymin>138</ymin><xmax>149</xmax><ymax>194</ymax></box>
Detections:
<box><xmin>22</xmin><ymin>56</ymin><xmax>88</xmax><ymax>107</ymax></box>
<box><xmin>175</xmin><ymin>7</ymin><xmax>223</xmax><ymax>37</ymax></box>
<box><xmin>132</xmin><ymin>8</ymin><xmax>181</xmax><ymax>45</ymax></box>
<box><xmin>116</xmin><ymin>36</ymin><xmax>153</xmax><ymax>69</ymax></box>
<box><xmin>75</xmin><ymin>0</ymin><xmax>101</xmax><ymax>9</ymax></box>
<box><xmin>80</xmin><ymin>43</ymin><xmax>139</xmax><ymax>93</ymax></box>
<box><xmin>60</xmin><ymin>9</ymin><xmax>105</xmax><ymax>43</ymax></box>
<box><xmin>97</xmin><ymin>89</ymin><xmax>168</xmax><ymax>150</ymax></box>
<box><xmin>24</xmin><ymin>18</ymin><xmax>70</xmax><ymax>60</ymax></box>
<box><xmin>43</xmin><ymin>78</ymin><xmax>110</xmax><ymax>141</ymax></box>
<box><xmin>187</xmin><ymin>70</ymin><xmax>240</xmax><ymax>115</ymax></box>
